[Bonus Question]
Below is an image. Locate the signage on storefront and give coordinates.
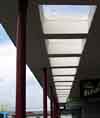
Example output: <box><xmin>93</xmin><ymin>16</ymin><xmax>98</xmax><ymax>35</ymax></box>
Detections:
<box><xmin>80</xmin><ymin>79</ymin><xmax>100</xmax><ymax>98</ymax></box>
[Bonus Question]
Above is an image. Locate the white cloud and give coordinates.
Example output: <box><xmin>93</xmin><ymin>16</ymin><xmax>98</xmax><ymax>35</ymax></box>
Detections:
<box><xmin>0</xmin><ymin>24</ymin><xmax>50</xmax><ymax>111</ymax></box>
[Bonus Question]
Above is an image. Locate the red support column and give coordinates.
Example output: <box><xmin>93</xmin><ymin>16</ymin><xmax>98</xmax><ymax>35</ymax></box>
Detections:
<box><xmin>57</xmin><ymin>103</ymin><xmax>60</xmax><ymax>118</ymax></box>
<box><xmin>43</xmin><ymin>68</ymin><xmax>48</xmax><ymax>118</ymax></box>
<box><xmin>56</xmin><ymin>102</ymin><xmax>58</xmax><ymax>118</ymax></box>
<box><xmin>53</xmin><ymin>100</ymin><xmax>55</xmax><ymax>118</ymax></box>
<box><xmin>50</xmin><ymin>86</ymin><xmax>54</xmax><ymax>118</ymax></box>
<box><xmin>16</xmin><ymin>1</ymin><xmax>28</xmax><ymax>118</ymax></box>
<box><xmin>54</xmin><ymin>96</ymin><xmax>60</xmax><ymax>118</ymax></box>
<box><xmin>54</xmin><ymin>97</ymin><xmax>57</xmax><ymax>118</ymax></box>
<box><xmin>56</xmin><ymin>97</ymin><xmax>59</xmax><ymax>118</ymax></box>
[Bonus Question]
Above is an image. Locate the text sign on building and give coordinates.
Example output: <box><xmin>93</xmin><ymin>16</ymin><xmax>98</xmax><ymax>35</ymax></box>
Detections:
<box><xmin>80</xmin><ymin>79</ymin><xmax>100</xmax><ymax>98</ymax></box>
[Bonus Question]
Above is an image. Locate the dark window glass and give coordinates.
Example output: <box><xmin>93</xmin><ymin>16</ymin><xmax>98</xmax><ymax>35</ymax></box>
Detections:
<box><xmin>0</xmin><ymin>114</ymin><xmax>4</xmax><ymax>118</ymax></box>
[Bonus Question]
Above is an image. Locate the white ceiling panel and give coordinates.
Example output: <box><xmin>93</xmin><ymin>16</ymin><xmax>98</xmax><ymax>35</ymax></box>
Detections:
<box><xmin>39</xmin><ymin>5</ymin><xmax>96</xmax><ymax>34</ymax></box>
<box><xmin>52</xmin><ymin>68</ymin><xmax>77</xmax><ymax>75</ymax></box>
<box><xmin>55</xmin><ymin>82</ymin><xmax>73</xmax><ymax>86</ymax></box>
<box><xmin>49</xmin><ymin>57</ymin><xmax>80</xmax><ymax>67</ymax></box>
<box><xmin>53</xmin><ymin>76</ymin><xmax>75</xmax><ymax>82</ymax></box>
<box><xmin>45</xmin><ymin>39</ymin><xmax>86</xmax><ymax>54</ymax></box>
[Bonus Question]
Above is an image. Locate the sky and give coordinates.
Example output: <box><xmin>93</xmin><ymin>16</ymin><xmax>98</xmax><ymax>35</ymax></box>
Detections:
<box><xmin>43</xmin><ymin>5</ymin><xmax>90</xmax><ymax>15</ymax></box>
<box><xmin>42</xmin><ymin>5</ymin><xmax>96</xmax><ymax>20</ymax></box>
<box><xmin>0</xmin><ymin>24</ymin><xmax>50</xmax><ymax>112</ymax></box>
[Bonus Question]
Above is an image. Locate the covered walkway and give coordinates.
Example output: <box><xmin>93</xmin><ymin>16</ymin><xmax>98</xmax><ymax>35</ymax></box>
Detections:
<box><xmin>0</xmin><ymin>0</ymin><xmax>100</xmax><ymax>118</ymax></box>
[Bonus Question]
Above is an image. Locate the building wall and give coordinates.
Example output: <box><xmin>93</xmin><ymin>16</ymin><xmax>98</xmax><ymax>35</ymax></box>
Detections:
<box><xmin>82</xmin><ymin>102</ymin><xmax>100</xmax><ymax>118</ymax></box>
